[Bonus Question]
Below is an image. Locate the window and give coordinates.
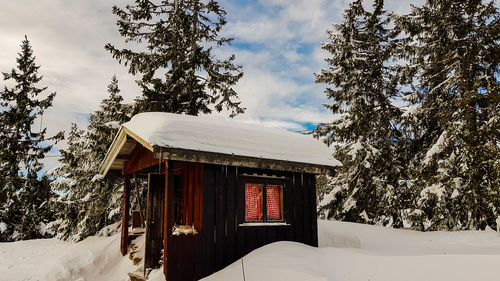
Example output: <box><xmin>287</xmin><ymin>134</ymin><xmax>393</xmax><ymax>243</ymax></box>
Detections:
<box><xmin>245</xmin><ymin>182</ymin><xmax>284</xmax><ymax>223</ymax></box>
<box><xmin>266</xmin><ymin>185</ymin><xmax>283</xmax><ymax>221</ymax></box>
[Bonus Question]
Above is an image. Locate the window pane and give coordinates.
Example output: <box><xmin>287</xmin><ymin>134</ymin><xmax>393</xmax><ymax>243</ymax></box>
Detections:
<box><xmin>245</xmin><ymin>184</ymin><xmax>263</xmax><ymax>222</ymax></box>
<box><xmin>267</xmin><ymin>185</ymin><xmax>283</xmax><ymax>221</ymax></box>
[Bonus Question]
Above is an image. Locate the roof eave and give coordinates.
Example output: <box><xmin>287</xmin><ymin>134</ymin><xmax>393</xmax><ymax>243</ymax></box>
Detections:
<box><xmin>100</xmin><ymin>127</ymin><xmax>339</xmax><ymax>177</ymax></box>
<box><xmin>98</xmin><ymin>127</ymin><xmax>128</xmax><ymax>176</ymax></box>
<box><xmin>153</xmin><ymin>146</ymin><xmax>337</xmax><ymax>175</ymax></box>
<box><xmin>99</xmin><ymin>126</ymin><xmax>157</xmax><ymax>177</ymax></box>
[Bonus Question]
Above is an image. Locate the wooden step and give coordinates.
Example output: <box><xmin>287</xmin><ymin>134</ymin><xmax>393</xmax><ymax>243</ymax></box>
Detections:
<box><xmin>128</xmin><ymin>272</ymin><xmax>147</xmax><ymax>281</ymax></box>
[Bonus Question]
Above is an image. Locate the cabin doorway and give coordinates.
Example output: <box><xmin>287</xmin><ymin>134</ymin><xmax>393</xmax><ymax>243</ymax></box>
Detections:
<box><xmin>144</xmin><ymin>173</ymin><xmax>165</xmax><ymax>270</ymax></box>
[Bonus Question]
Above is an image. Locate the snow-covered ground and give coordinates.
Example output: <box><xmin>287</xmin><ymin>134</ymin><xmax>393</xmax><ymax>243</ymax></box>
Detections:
<box><xmin>0</xmin><ymin>230</ymin><xmax>135</xmax><ymax>281</ymax></box>
<box><xmin>203</xmin><ymin>221</ymin><xmax>500</xmax><ymax>281</ymax></box>
<box><xmin>1</xmin><ymin>220</ymin><xmax>499</xmax><ymax>281</ymax></box>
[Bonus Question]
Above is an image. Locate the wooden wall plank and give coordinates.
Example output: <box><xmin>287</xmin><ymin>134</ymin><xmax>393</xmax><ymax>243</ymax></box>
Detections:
<box><xmin>267</xmin><ymin>226</ymin><xmax>277</xmax><ymax>243</ymax></box>
<box><xmin>258</xmin><ymin>227</ymin><xmax>267</xmax><ymax>248</ymax></box>
<box><xmin>309</xmin><ymin>174</ymin><xmax>318</xmax><ymax>247</ymax></box>
<box><xmin>225</xmin><ymin>166</ymin><xmax>237</xmax><ymax>263</ymax></box>
<box><xmin>236</xmin><ymin>173</ymin><xmax>246</xmax><ymax>258</ymax></box>
<box><xmin>124</xmin><ymin>144</ymin><xmax>163</xmax><ymax>175</ymax></box>
<box><xmin>187</xmin><ymin>163</ymin><xmax>195</xmax><ymax>226</ymax></box>
<box><xmin>215</xmin><ymin>165</ymin><xmax>227</xmax><ymax>270</ymax></box>
<box><xmin>194</xmin><ymin>163</ymin><xmax>203</xmax><ymax>231</ymax></box>
<box><xmin>182</xmin><ymin>163</ymin><xmax>189</xmax><ymax>226</ymax></box>
<box><xmin>201</xmin><ymin>164</ymin><xmax>216</xmax><ymax>278</ymax></box>
<box><xmin>303</xmin><ymin>172</ymin><xmax>312</xmax><ymax>246</ymax></box>
<box><xmin>293</xmin><ymin>172</ymin><xmax>304</xmax><ymax>243</ymax></box>
<box><xmin>245</xmin><ymin>227</ymin><xmax>257</xmax><ymax>256</ymax></box>
<box><xmin>197</xmin><ymin>165</ymin><xmax>319</xmax><ymax>281</ymax></box>
<box><xmin>285</xmin><ymin>177</ymin><xmax>295</xmax><ymax>241</ymax></box>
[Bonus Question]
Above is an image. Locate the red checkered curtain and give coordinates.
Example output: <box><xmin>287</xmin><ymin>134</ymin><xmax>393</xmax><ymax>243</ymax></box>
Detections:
<box><xmin>267</xmin><ymin>185</ymin><xmax>283</xmax><ymax>221</ymax></box>
<box><xmin>245</xmin><ymin>184</ymin><xmax>263</xmax><ymax>221</ymax></box>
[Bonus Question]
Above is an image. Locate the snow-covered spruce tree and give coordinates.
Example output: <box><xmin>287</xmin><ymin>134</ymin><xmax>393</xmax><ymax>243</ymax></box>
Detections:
<box><xmin>0</xmin><ymin>36</ymin><xmax>63</xmax><ymax>241</ymax></box>
<box><xmin>315</xmin><ymin>0</ymin><xmax>404</xmax><ymax>226</ymax></box>
<box><xmin>87</xmin><ymin>75</ymin><xmax>132</xmax><ymax>159</ymax></box>
<box><xmin>49</xmin><ymin>123</ymin><xmax>88</xmax><ymax>240</ymax></box>
<box><xmin>395</xmin><ymin>0</ymin><xmax>499</xmax><ymax>230</ymax></box>
<box><xmin>51</xmin><ymin>76</ymin><xmax>132</xmax><ymax>241</ymax></box>
<box><xmin>105</xmin><ymin>0</ymin><xmax>244</xmax><ymax>116</ymax></box>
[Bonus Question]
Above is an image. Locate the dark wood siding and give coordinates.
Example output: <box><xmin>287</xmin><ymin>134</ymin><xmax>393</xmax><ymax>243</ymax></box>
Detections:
<box><xmin>195</xmin><ymin>164</ymin><xmax>317</xmax><ymax>280</ymax></box>
<box><xmin>165</xmin><ymin>162</ymin><xmax>204</xmax><ymax>281</ymax></box>
<box><xmin>145</xmin><ymin>173</ymin><xmax>165</xmax><ymax>270</ymax></box>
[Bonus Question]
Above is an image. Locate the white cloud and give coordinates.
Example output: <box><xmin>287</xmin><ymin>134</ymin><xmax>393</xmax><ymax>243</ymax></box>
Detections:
<box><xmin>1</xmin><ymin>0</ymin><xmax>421</xmax><ymax>172</ymax></box>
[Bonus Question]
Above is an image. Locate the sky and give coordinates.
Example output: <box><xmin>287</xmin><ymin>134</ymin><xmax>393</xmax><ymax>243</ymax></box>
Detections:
<box><xmin>0</xmin><ymin>0</ymin><xmax>422</xmax><ymax>172</ymax></box>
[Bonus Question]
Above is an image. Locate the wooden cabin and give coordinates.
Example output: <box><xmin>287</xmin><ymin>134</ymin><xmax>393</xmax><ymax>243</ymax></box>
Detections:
<box><xmin>98</xmin><ymin>112</ymin><xmax>341</xmax><ymax>281</ymax></box>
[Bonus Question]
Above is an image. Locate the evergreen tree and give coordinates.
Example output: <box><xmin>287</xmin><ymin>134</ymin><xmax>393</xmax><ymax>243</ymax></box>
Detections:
<box><xmin>395</xmin><ymin>0</ymin><xmax>499</xmax><ymax>230</ymax></box>
<box><xmin>105</xmin><ymin>0</ymin><xmax>244</xmax><ymax>116</ymax></box>
<box><xmin>315</xmin><ymin>0</ymin><xmax>404</xmax><ymax>226</ymax></box>
<box><xmin>51</xmin><ymin>76</ymin><xmax>132</xmax><ymax>241</ymax></box>
<box><xmin>49</xmin><ymin>123</ymin><xmax>87</xmax><ymax>239</ymax></box>
<box><xmin>87</xmin><ymin>75</ymin><xmax>131</xmax><ymax>158</ymax></box>
<box><xmin>0</xmin><ymin>36</ymin><xmax>63</xmax><ymax>241</ymax></box>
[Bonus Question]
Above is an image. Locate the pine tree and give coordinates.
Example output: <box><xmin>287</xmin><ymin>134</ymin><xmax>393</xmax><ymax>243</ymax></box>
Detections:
<box><xmin>51</xmin><ymin>76</ymin><xmax>132</xmax><ymax>241</ymax></box>
<box><xmin>395</xmin><ymin>0</ymin><xmax>499</xmax><ymax>230</ymax></box>
<box><xmin>105</xmin><ymin>0</ymin><xmax>244</xmax><ymax>116</ymax></box>
<box><xmin>87</xmin><ymin>75</ymin><xmax>131</xmax><ymax>158</ymax></box>
<box><xmin>0</xmin><ymin>36</ymin><xmax>63</xmax><ymax>241</ymax></box>
<box><xmin>50</xmin><ymin>123</ymin><xmax>87</xmax><ymax>240</ymax></box>
<box><xmin>315</xmin><ymin>0</ymin><xmax>404</xmax><ymax>226</ymax></box>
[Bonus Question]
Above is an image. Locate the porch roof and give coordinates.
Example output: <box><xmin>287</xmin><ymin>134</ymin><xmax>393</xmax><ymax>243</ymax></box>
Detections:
<box><xmin>99</xmin><ymin>112</ymin><xmax>341</xmax><ymax>176</ymax></box>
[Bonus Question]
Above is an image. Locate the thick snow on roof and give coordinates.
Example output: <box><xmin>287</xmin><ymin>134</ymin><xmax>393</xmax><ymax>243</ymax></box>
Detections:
<box><xmin>122</xmin><ymin>112</ymin><xmax>341</xmax><ymax>167</ymax></box>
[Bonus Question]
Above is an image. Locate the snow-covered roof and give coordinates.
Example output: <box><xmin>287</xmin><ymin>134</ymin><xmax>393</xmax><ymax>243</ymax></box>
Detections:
<box><xmin>99</xmin><ymin>112</ymin><xmax>340</xmax><ymax>175</ymax></box>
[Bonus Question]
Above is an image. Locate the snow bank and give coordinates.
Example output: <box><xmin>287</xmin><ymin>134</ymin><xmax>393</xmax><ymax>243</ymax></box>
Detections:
<box><xmin>2</xmin><ymin>220</ymin><xmax>499</xmax><ymax>281</ymax></box>
<box><xmin>203</xmin><ymin>241</ymin><xmax>500</xmax><ymax>281</ymax></box>
<box><xmin>0</xmin><ymin>233</ymin><xmax>135</xmax><ymax>281</ymax></box>
<box><xmin>123</xmin><ymin>112</ymin><xmax>341</xmax><ymax>167</ymax></box>
<box><xmin>203</xmin><ymin>220</ymin><xmax>500</xmax><ymax>281</ymax></box>
<box><xmin>317</xmin><ymin>220</ymin><xmax>500</xmax><ymax>255</ymax></box>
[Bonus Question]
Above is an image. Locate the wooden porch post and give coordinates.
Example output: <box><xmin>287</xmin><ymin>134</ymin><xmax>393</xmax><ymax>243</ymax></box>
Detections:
<box><xmin>121</xmin><ymin>173</ymin><xmax>130</xmax><ymax>256</ymax></box>
<box><xmin>163</xmin><ymin>160</ymin><xmax>173</xmax><ymax>278</ymax></box>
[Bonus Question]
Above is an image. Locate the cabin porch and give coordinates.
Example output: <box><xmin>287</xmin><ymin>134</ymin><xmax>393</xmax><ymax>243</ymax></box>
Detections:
<box><xmin>120</xmin><ymin>143</ymin><xmax>204</xmax><ymax>280</ymax></box>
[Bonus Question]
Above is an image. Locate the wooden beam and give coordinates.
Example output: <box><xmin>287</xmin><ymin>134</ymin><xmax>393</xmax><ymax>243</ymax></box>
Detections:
<box><xmin>120</xmin><ymin>174</ymin><xmax>130</xmax><ymax>256</ymax></box>
<box><xmin>163</xmin><ymin>161</ymin><xmax>173</xmax><ymax>279</ymax></box>
<box><xmin>116</xmin><ymin>155</ymin><xmax>130</xmax><ymax>160</ymax></box>
<box><xmin>155</xmin><ymin>147</ymin><xmax>335</xmax><ymax>175</ymax></box>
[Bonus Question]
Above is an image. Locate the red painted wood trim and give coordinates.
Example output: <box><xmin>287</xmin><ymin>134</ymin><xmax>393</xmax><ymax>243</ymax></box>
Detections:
<box><xmin>187</xmin><ymin>163</ymin><xmax>195</xmax><ymax>226</ymax></box>
<box><xmin>124</xmin><ymin>144</ymin><xmax>164</xmax><ymax>175</ymax></box>
<box><xmin>193</xmin><ymin>163</ymin><xmax>203</xmax><ymax>231</ymax></box>
<box><xmin>182</xmin><ymin>164</ymin><xmax>189</xmax><ymax>225</ymax></box>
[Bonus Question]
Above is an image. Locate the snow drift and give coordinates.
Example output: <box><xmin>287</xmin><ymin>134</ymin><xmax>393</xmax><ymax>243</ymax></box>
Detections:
<box><xmin>1</xmin><ymin>220</ymin><xmax>499</xmax><ymax>281</ymax></box>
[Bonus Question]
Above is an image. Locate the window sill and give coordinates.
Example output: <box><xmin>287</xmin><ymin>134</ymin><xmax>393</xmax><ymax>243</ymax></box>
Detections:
<box><xmin>239</xmin><ymin>222</ymin><xmax>290</xmax><ymax>227</ymax></box>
